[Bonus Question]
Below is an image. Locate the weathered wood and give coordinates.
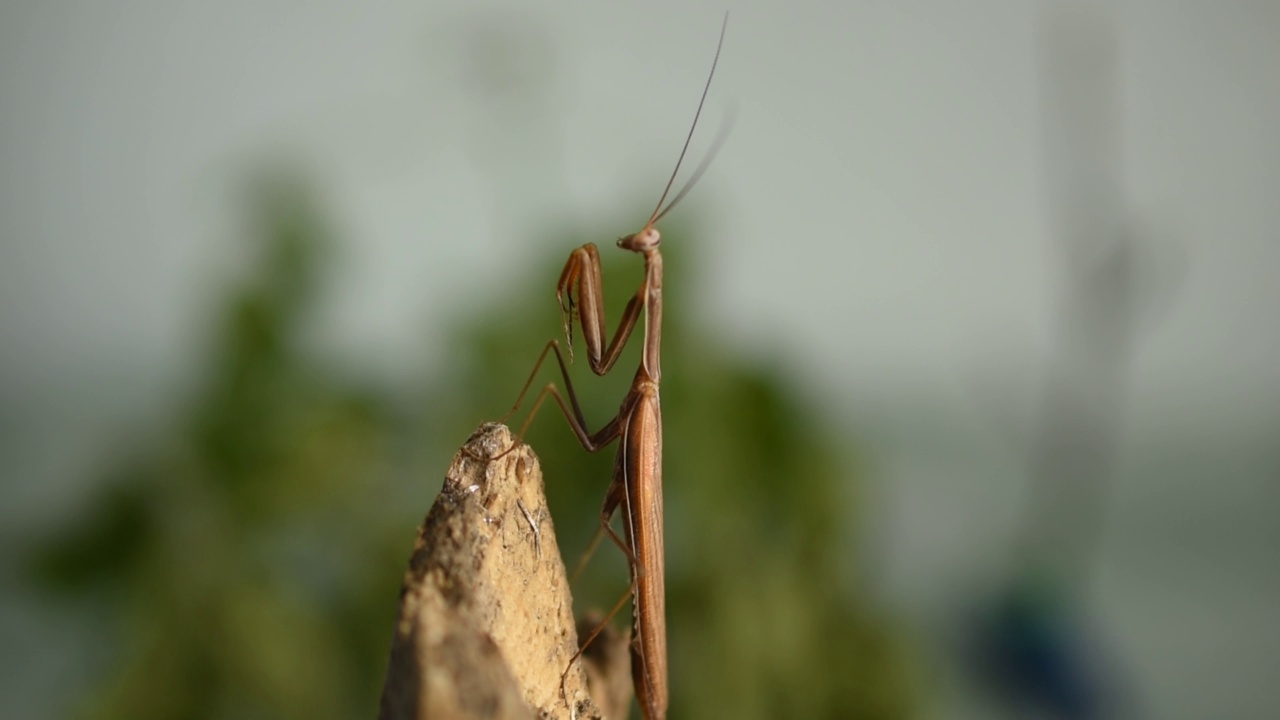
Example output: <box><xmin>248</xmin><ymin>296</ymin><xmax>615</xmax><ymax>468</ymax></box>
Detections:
<box><xmin>378</xmin><ymin>423</ymin><xmax>630</xmax><ymax>720</ymax></box>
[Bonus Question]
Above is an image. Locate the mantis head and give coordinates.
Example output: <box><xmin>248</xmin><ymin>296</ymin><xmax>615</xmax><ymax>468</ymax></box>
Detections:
<box><xmin>618</xmin><ymin>226</ymin><xmax>661</xmax><ymax>253</ymax></box>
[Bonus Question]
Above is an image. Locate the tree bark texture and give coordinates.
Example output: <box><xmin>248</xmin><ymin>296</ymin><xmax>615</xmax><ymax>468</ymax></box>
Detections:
<box><xmin>378</xmin><ymin>423</ymin><xmax>631</xmax><ymax>720</ymax></box>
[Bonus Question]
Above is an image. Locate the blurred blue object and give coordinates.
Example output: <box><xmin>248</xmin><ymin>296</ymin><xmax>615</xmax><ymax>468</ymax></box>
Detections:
<box><xmin>970</xmin><ymin>572</ymin><xmax>1131</xmax><ymax>720</ymax></box>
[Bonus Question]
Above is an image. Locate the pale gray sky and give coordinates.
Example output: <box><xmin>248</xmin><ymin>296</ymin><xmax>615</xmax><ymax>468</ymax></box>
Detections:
<box><xmin>2</xmin><ymin>0</ymin><xmax>1277</xmax><ymax>422</ymax></box>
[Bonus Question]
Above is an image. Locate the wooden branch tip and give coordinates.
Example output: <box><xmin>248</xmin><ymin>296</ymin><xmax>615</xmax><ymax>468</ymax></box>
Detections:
<box><xmin>379</xmin><ymin>423</ymin><xmax>631</xmax><ymax>720</ymax></box>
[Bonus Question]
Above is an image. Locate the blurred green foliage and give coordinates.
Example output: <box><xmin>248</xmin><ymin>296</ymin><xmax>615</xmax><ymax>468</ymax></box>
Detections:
<box><xmin>29</xmin><ymin>171</ymin><xmax>916</xmax><ymax>719</ymax></box>
<box><xmin>29</xmin><ymin>173</ymin><xmax>410</xmax><ymax>720</ymax></box>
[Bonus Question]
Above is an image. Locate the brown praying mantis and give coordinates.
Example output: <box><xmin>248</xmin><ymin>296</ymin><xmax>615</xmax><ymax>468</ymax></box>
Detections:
<box><xmin>495</xmin><ymin>14</ymin><xmax>731</xmax><ymax>720</ymax></box>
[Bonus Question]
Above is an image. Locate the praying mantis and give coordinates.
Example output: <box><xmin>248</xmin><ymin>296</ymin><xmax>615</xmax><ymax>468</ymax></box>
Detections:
<box><xmin>498</xmin><ymin>14</ymin><xmax>731</xmax><ymax>720</ymax></box>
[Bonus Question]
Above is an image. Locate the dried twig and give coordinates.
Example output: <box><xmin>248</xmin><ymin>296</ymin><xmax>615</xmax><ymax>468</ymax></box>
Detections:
<box><xmin>378</xmin><ymin>423</ymin><xmax>630</xmax><ymax>720</ymax></box>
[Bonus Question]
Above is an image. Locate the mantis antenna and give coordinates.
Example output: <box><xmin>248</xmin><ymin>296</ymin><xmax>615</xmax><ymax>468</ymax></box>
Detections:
<box><xmin>646</xmin><ymin>12</ymin><xmax>732</xmax><ymax>227</ymax></box>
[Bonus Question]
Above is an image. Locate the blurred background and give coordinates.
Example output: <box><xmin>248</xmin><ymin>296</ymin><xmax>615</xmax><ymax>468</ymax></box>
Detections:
<box><xmin>2</xmin><ymin>1</ymin><xmax>1277</xmax><ymax>719</ymax></box>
